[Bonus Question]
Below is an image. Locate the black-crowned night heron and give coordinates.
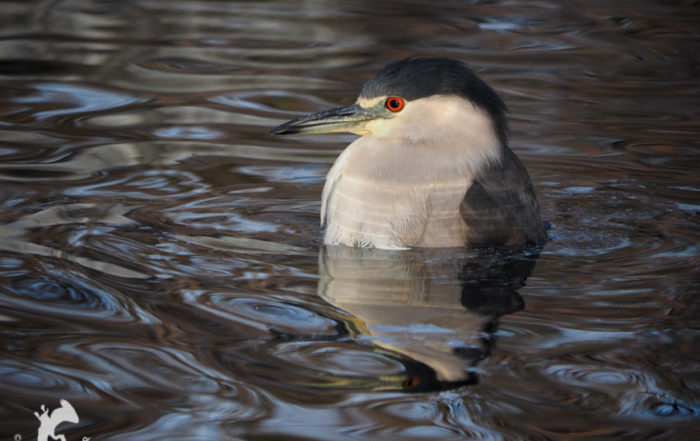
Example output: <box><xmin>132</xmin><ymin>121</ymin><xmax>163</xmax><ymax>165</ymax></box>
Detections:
<box><xmin>271</xmin><ymin>57</ymin><xmax>547</xmax><ymax>249</ymax></box>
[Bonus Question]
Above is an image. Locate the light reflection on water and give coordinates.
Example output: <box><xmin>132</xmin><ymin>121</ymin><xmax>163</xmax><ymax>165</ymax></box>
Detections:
<box><xmin>1</xmin><ymin>0</ymin><xmax>698</xmax><ymax>440</ymax></box>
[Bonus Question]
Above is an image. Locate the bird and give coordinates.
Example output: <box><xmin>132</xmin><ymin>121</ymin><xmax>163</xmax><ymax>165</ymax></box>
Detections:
<box><xmin>270</xmin><ymin>57</ymin><xmax>547</xmax><ymax>249</ymax></box>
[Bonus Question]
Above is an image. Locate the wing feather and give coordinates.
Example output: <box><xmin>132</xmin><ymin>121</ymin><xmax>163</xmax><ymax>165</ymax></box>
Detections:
<box><xmin>459</xmin><ymin>147</ymin><xmax>547</xmax><ymax>246</ymax></box>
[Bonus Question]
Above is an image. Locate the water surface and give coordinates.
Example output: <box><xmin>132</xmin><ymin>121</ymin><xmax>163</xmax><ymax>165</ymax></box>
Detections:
<box><xmin>0</xmin><ymin>1</ymin><xmax>698</xmax><ymax>440</ymax></box>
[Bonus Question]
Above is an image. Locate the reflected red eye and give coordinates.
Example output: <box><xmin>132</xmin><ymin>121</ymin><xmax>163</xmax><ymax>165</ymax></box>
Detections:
<box><xmin>403</xmin><ymin>376</ymin><xmax>420</xmax><ymax>389</ymax></box>
<box><xmin>385</xmin><ymin>96</ymin><xmax>405</xmax><ymax>112</ymax></box>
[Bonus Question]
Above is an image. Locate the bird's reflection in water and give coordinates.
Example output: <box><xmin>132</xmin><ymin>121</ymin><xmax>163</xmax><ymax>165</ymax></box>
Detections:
<box><xmin>318</xmin><ymin>245</ymin><xmax>540</xmax><ymax>392</ymax></box>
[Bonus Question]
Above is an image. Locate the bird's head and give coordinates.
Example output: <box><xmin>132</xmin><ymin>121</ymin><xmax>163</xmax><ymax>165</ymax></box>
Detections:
<box><xmin>270</xmin><ymin>57</ymin><xmax>509</xmax><ymax>147</ymax></box>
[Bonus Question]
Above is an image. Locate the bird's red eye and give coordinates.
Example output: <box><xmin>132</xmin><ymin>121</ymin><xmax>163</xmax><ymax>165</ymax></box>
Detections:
<box><xmin>386</xmin><ymin>96</ymin><xmax>405</xmax><ymax>112</ymax></box>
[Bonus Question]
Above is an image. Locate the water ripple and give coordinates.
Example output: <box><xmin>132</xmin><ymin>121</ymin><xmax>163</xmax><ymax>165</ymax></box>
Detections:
<box><xmin>1</xmin><ymin>266</ymin><xmax>157</xmax><ymax>325</ymax></box>
<box><xmin>0</xmin><ymin>360</ymin><xmax>87</xmax><ymax>401</ymax></box>
<box><xmin>12</xmin><ymin>82</ymin><xmax>146</xmax><ymax>120</ymax></box>
<box><xmin>0</xmin><ymin>141</ymin><xmax>338</xmax><ymax>183</ymax></box>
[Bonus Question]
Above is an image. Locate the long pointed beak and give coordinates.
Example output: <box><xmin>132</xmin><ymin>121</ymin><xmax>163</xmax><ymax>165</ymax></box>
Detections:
<box><xmin>269</xmin><ymin>104</ymin><xmax>379</xmax><ymax>136</ymax></box>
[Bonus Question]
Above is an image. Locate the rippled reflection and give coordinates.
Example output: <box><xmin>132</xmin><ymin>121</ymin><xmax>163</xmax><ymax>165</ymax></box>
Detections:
<box><xmin>317</xmin><ymin>246</ymin><xmax>538</xmax><ymax>392</ymax></box>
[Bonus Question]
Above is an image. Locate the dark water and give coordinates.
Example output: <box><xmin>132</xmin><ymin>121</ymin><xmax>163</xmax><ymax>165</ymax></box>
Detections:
<box><xmin>1</xmin><ymin>1</ymin><xmax>698</xmax><ymax>440</ymax></box>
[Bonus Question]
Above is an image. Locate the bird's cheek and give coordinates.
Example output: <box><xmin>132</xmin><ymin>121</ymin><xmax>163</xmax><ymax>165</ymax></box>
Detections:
<box><xmin>362</xmin><ymin>118</ymin><xmax>395</xmax><ymax>137</ymax></box>
<box><xmin>388</xmin><ymin>113</ymin><xmax>434</xmax><ymax>144</ymax></box>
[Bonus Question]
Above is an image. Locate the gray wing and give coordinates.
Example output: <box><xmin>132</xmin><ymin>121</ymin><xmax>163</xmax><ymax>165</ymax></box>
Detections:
<box><xmin>459</xmin><ymin>147</ymin><xmax>547</xmax><ymax>247</ymax></box>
